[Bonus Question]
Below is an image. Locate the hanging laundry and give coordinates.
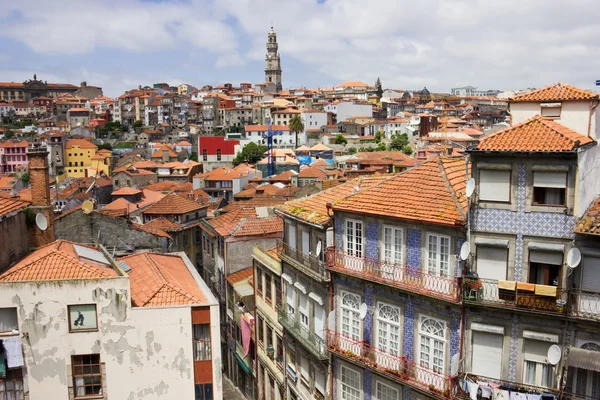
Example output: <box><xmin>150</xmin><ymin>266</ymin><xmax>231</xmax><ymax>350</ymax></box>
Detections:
<box><xmin>2</xmin><ymin>337</ymin><xmax>24</xmax><ymax>368</ymax></box>
<box><xmin>0</xmin><ymin>350</ymin><xmax>6</xmax><ymax>378</ymax></box>
<box><xmin>493</xmin><ymin>388</ymin><xmax>509</xmax><ymax>400</ymax></box>
<box><xmin>479</xmin><ymin>383</ymin><xmax>493</xmax><ymax>399</ymax></box>
<box><xmin>467</xmin><ymin>380</ymin><xmax>479</xmax><ymax>400</ymax></box>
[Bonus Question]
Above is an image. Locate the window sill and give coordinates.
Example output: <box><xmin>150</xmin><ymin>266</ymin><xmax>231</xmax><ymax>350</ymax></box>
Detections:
<box><xmin>74</xmin><ymin>395</ymin><xmax>103</xmax><ymax>400</ymax></box>
<box><xmin>69</xmin><ymin>329</ymin><xmax>99</xmax><ymax>334</ymax></box>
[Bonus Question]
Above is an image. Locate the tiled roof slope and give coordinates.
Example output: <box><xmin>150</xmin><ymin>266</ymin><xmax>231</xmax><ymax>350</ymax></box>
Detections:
<box><xmin>0</xmin><ymin>197</ymin><xmax>29</xmax><ymax>218</ymax></box>
<box><xmin>143</xmin><ymin>193</ymin><xmax>206</xmax><ymax>215</ymax></box>
<box><xmin>276</xmin><ymin>175</ymin><xmax>390</xmax><ymax>226</ymax></box>
<box><xmin>0</xmin><ymin>240</ymin><xmax>118</xmax><ymax>282</ymax></box>
<box><xmin>225</xmin><ymin>267</ymin><xmax>253</xmax><ymax>284</ymax></box>
<box><xmin>207</xmin><ymin>207</ymin><xmax>282</xmax><ymax>237</ymax></box>
<box><xmin>333</xmin><ymin>157</ymin><xmax>468</xmax><ymax>227</ymax></box>
<box><xmin>120</xmin><ymin>252</ymin><xmax>207</xmax><ymax>307</ymax></box>
<box><xmin>576</xmin><ymin>197</ymin><xmax>600</xmax><ymax>235</ymax></box>
<box><xmin>510</xmin><ymin>83</ymin><xmax>599</xmax><ymax>102</ymax></box>
<box><xmin>475</xmin><ymin>115</ymin><xmax>594</xmax><ymax>152</ymax></box>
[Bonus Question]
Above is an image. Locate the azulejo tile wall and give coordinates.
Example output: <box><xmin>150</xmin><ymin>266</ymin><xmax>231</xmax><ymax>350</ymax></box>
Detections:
<box><xmin>364</xmin><ymin>369</ymin><xmax>373</xmax><ymax>400</ymax></box>
<box><xmin>406</xmin><ymin>229</ymin><xmax>422</xmax><ymax>268</ymax></box>
<box><xmin>403</xmin><ymin>300</ymin><xmax>415</xmax><ymax>361</ymax></box>
<box><xmin>364</xmin><ymin>286</ymin><xmax>373</xmax><ymax>345</ymax></box>
<box><xmin>509</xmin><ymin>315</ymin><xmax>519</xmax><ymax>382</ymax></box>
<box><xmin>366</xmin><ymin>222</ymin><xmax>379</xmax><ymax>262</ymax></box>
<box><xmin>335</xmin><ymin>217</ymin><xmax>342</xmax><ymax>251</ymax></box>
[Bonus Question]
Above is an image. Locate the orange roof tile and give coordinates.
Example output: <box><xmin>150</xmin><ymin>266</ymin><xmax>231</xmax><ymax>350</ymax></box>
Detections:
<box><xmin>475</xmin><ymin>115</ymin><xmax>594</xmax><ymax>152</ymax></box>
<box><xmin>276</xmin><ymin>175</ymin><xmax>389</xmax><ymax>226</ymax></box>
<box><xmin>112</xmin><ymin>187</ymin><xmax>142</xmax><ymax>196</ymax></box>
<box><xmin>143</xmin><ymin>217</ymin><xmax>181</xmax><ymax>232</ymax></box>
<box><xmin>66</xmin><ymin>138</ymin><xmax>97</xmax><ymax>149</ymax></box>
<box><xmin>143</xmin><ymin>193</ymin><xmax>206</xmax><ymax>215</ymax></box>
<box><xmin>576</xmin><ymin>197</ymin><xmax>600</xmax><ymax>235</ymax></box>
<box><xmin>0</xmin><ymin>197</ymin><xmax>29</xmax><ymax>217</ymax></box>
<box><xmin>510</xmin><ymin>83</ymin><xmax>599</xmax><ymax>102</ymax></box>
<box><xmin>225</xmin><ymin>267</ymin><xmax>253</xmax><ymax>284</ymax></box>
<box><xmin>297</xmin><ymin>165</ymin><xmax>327</xmax><ymax>179</ymax></box>
<box><xmin>0</xmin><ymin>240</ymin><xmax>118</xmax><ymax>282</ymax></box>
<box><xmin>151</xmin><ymin>148</ymin><xmax>178</xmax><ymax>158</ymax></box>
<box><xmin>120</xmin><ymin>252</ymin><xmax>207</xmax><ymax>307</ymax></box>
<box><xmin>336</xmin><ymin>81</ymin><xmax>369</xmax><ymax>88</ymax></box>
<box><xmin>333</xmin><ymin>157</ymin><xmax>468</xmax><ymax>227</ymax></box>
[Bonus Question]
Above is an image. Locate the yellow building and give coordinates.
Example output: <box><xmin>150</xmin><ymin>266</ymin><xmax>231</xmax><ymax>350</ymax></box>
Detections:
<box><xmin>65</xmin><ymin>139</ymin><xmax>98</xmax><ymax>178</ymax></box>
<box><xmin>90</xmin><ymin>149</ymin><xmax>113</xmax><ymax>177</ymax></box>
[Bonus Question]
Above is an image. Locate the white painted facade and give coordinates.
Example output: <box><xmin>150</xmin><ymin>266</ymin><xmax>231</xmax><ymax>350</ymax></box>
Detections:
<box><xmin>336</xmin><ymin>102</ymin><xmax>373</xmax><ymax>123</ymax></box>
<box><xmin>244</xmin><ymin>127</ymin><xmax>299</xmax><ymax>147</ymax></box>
<box><xmin>0</xmin><ymin>255</ymin><xmax>222</xmax><ymax>400</ymax></box>
<box><xmin>510</xmin><ymin>100</ymin><xmax>598</xmax><ymax>139</ymax></box>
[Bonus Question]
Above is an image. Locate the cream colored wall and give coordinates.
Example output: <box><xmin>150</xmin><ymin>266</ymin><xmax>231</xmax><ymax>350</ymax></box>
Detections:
<box><xmin>510</xmin><ymin>101</ymin><xmax>596</xmax><ymax>137</ymax></box>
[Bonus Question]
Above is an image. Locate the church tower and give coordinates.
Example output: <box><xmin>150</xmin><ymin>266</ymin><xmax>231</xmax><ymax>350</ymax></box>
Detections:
<box><xmin>265</xmin><ymin>26</ymin><xmax>282</xmax><ymax>93</ymax></box>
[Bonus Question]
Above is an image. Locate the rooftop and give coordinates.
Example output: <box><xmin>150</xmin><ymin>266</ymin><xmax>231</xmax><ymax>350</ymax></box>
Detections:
<box><xmin>510</xmin><ymin>83</ymin><xmax>599</xmax><ymax>102</ymax></box>
<box><xmin>576</xmin><ymin>197</ymin><xmax>600</xmax><ymax>236</ymax></box>
<box><xmin>0</xmin><ymin>197</ymin><xmax>29</xmax><ymax>218</ymax></box>
<box><xmin>143</xmin><ymin>193</ymin><xmax>206</xmax><ymax>215</ymax></box>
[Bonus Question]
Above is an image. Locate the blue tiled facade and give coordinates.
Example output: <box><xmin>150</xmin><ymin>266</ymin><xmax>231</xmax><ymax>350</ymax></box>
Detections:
<box><xmin>364</xmin><ymin>369</ymin><xmax>373</xmax><ymax>400</ymax></box>
<box><xmin>450</xmin><ymin>312</ymin><xmax>461</xmax><ymax>358</ymax></box>
<box><xmin>335</xmin><ymin>217</ymin><xmax>343</xmax><ymax>250</ymax></box>
<box><xmin>406</xmin><ymin>229</ymin><xmax>422</xmax><ymax>267</ymax></box>
<box><xmin>508</xmin><ymin>314</ymin><xmax>519</xmax><ymax>382</ymax></box>
<box><xmin>365</xmin><ymin>222</ymin><xmax>379</xmax><ymax>261</ymax></box>
<box><xmin>403</xmin><ymin>300</ymin><xmax>415</xmax><ymax>361</ymax></box>
<box><xmin>364</xmin><ymin>286</ymin><xmax>373</xmax><ymax>345</ymax></box>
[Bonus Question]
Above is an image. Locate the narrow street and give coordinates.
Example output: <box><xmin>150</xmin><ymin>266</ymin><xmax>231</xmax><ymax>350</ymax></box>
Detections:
<box><xmin>222</xmin><ymin>376</ymin><xmax>247</xmax><ymax>400</ymax></box>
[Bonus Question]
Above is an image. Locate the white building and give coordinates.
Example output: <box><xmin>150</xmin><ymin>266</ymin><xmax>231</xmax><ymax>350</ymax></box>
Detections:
<box><xmin>244</xmin><ymin>124</ymin><xmax>299</xmax><ymax>147</ymax></box>
<box><xmin>0</xmin><ymin>241</ymin><xmax>222</xmax><ymax>400</ymax></box>
<box><xmin>335</xmin><ymin>101</ymin><xmax>373</xmax><ymax>123</ymax></box>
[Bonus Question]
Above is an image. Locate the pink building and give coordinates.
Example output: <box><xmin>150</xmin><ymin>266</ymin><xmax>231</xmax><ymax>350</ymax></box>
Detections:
<box><xmin>0</xmin><ymin>140</ymin><xmax>29</xmax><ymax>173</ymax></box>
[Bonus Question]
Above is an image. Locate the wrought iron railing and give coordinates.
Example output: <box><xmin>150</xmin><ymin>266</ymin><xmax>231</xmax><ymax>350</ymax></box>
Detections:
<box><xmin>570</xmin><ymin>289</ymin><xmax>600</xmax><ymax>321</ymax></box>
<box><xmin>280</xmin><ymin>242</ymin><xmax>330</xmax><ymax>282</ymax></box>
<box><xmin>326</xmin><ymin>330</ymin><xmax>452</xmax><ymax>397</ymax></box>
<box><xmin>463</xmin><ymin>278</ymin><xmax>568</xmax><ymax>314</ymax></box>
<box><xmin>277</xmin><ymin>308</ymin><xmax>328</xmax><ymax>360</ymax></box>
<box><xmin>326</xmin><ymin>248</ymin><xmax>460</xmax><ymax>303</ymax></box>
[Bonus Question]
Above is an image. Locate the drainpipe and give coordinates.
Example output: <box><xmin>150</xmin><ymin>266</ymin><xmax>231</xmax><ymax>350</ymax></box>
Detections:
<box><xmin>329</xmin><ymin>278</ymin><xmax>334</xmax><ymax>400</ymax></box>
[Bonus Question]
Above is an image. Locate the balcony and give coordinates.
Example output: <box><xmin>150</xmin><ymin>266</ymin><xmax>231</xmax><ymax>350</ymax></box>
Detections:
<box><xmin>463</xmin><ymin>278</ymin><xmax>568</xmax><ymax>315</ymax></box>
<box><xmin>277</xmin><ymin>308</ymin><xmax>328</xmax><ymax>361</ymax></box>
<box><xmin>281</xmin><ymin>242</ymin><xmax>329</xmax><ymax>283</ymax></box>
<box><xmin>455</xmin><ymin>373</ymin><xmax>558</xmax><ymax>400</ymax></box>
<box><xmin>570</xmin><ymin>289</ymin><xmax>600</xmax><ymax>321</ymax></box>
<box><xmin>326</xmin><ymin>248</ymin><xmax>460</xmax><ymax>303</ymax></box>
<box><xmin>326</xmin><ymin>330</ymin><xmax>452</xmax><ymax>398</ymax></box>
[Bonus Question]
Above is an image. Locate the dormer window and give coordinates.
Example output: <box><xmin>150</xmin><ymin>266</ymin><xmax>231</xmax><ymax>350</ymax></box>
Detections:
<box><xmin>541</xmin><ymin>102</ymin><xmax>561</xmax><ymax>118</ymax></box>
<box><xmin>533</xmin><ymin>171</ymin><xmax>567</xmax><ymax>206</ymax></box>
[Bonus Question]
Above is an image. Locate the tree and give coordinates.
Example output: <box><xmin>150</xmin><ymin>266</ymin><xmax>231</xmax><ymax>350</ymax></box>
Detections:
<box><xmin>377</xmin><ymin>142</ymin><xmax>387</xmax><ymax>151</ymax></box>
<box><xmin>99</xmin><ymin>143</ymin><xmax>112</xmax><ymax>151</ymax></box>
<box><xmin>402</xmin><ymin>144</ymin><xmax>413</xmax><ymax>155</ymax></box>
<box><xmin>389</xmin><ymin>133</ymin><xmax>409</xmax><ymax>151</ymax></box>
<box><xmin>133</xmin><ymin>120</ymin><xmax>143</xmax><ymax>129</ymax></box>
<box><xmin>347</xmin><ymin>147</ymin><xmax>357</xmax><ymax>155</ymax></box>
<box><xmin>120</xmin><ymin>125</ymin><xmax>129</xmax><ymax>133</ymax></box>
<box><xmin>189</xmin><ymin>153</ymin><xmax>199</xmax><ymax>162</ymax></box>
<box><xmin>334</xmin><ymin>134</ymin><xmax>347</xmax><ymax>145</ymax></box>
<box><xmin>232</xmin><ymin>142</ymin><xmax>268</xmax><ymax>166</ymax></box>
<box><xmin>3</xmin><ymin>129</ymin><xmax>14</xmax><ymax>139</ymax></box>
<box><xmin>374</xmin><ymin>131</ymin><xmax>383</xmax><ymax>143</ymax></box>
<box><xmin>375</xmin><ymin>77</ymin><xmax>383</xmax><ymax>99</ymax></box>
<box><xmin>289</xmin><ymin>115</ymin><xmax>304</xmax><ymax>148</ymax></box>
<box><xmin>19</xmin><ymin>171</ymin><xmax>30</xmax><ymax>186</ymax></box>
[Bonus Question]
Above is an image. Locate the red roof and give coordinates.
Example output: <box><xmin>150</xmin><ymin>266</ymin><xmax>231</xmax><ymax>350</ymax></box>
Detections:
<box><xmin>510</xmin><ymin>83</ymin><xmax>599</xmax><ymax>102</ymax></box>
<box><xmin>143</xmin><ymin>193</ymin><xmax>206</xmax><ymax>215</ymax></box>
<box><xmin>198</xmin><ymin>136</ymin><xmax>239</xmax><ymax>156</ymax></box>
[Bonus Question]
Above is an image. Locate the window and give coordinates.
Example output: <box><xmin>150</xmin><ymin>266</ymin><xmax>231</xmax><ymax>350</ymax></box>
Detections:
<box><xmin>341</xmin><ymin>291</ymin><xmax>361</xmax><ymax>341</ymax></box>
<box><xmin>216</xmin><ymin>149</ymin><xmax>221</xmax><ymax>161</ymax></box>
<box><xmin>72</xmin><ymin>354</ymin><xmax>102</xmax><ymax>398</ymax></box>
<box><xmin>286</xmin><ymin>283</ymin><xmax>295</xmax><ymax>315</ymax></box>
<box><xmin>256</xmin><ymin>268</ymin><xmax>263</xmax><ymax>295</ymax></box>
<box><xmin>523</xmin><ymin>340</ymin><xmax>554</xmax><ymax>387</ymax></box>
<box><xmin>195</xmin><ymin>383</ymin><xmax>213</xmax><ymax>400</ymax></box>
<box><xmin>529</xmin><ymin>250</ymin><xmax>563</xmax><ymax>286</ymax></box>
<box><xmin>0</xmin><ymin>368</ymin><xmax>24</xmax><ymax>399</ymax></box>
<box><xmin>426</xmin><ymin>234</ymin><xmax>450</xmax><ymax>277</ymax></box>
<box><xmin>202</xmin><ymin>149</ymin><xmax>208</xmax><ymax>161</ymax></box>
<box><xmin>375</xmin><ymin>381</ymin><xmax>399</xmax><ymax>400</ymax></box>
<box><xmin>266</xmin><ymin>324</ymin><xmax>273</xmax><ymax>351</ymax></box>
<box><xmin>265</xmin><ymin>273</ymin><xmax>272</xmax><ymax>304</ymax></box>
<box><xmin>345</xmin><ymin>220</ymin><xmax>363</xmax><ymax>257</ymax></box>
<box><xmin>340</xmin><ymin>365</ymin><xmax>361</xmax><ymax>400</ymax></box>
<box><xmin>193</xmin><ymin>324</ymin><xmax>211</xmax><ymax>360</ymax></box>
<box><xmin>382</xmin><ymin>226</ymin><xmax>403</xmax><ymax>266</ymax></box>
<box><xmin>476</xmin><ymin>246</ymin><xmax>508</xmax><ymax>281</ymax></box>
<box><xmin>376</xmin><ymin>302</ymin><xmax>401</xmax><ymax>356</ymax></box>
<box><xmin>68</xmin><ymin>304</ymin><xmax>98</xmax><ymax>332</ymax></box>
<box><xmin>533</xmin><ymin>171</ymin><xmax>567</xmax><ymax>206</ymax></box>
<box><xmin>566</xmin><ymin>343</ymin><xmax>600</xmax><ymax>398</ymax></box>
<box><xmin>299</xmin><ymin>292</ymin><xmax>309</xmax><ymax>328</ymax></box>
<box><xmin>275</xmin><ymin>277</ymin><xmax>282</xmax><ymax>307</ymax></box>
<box><xmin>419</xmin><ymin>316</ymin><xmax>446</xmax><ymax>374</ymax></box>
<box><xmin>479</xmin><ymin>169</ymin><xmax>511</xmax><ymax>202</ymax></box>
<box><xmin>256</xmin><ymin>314</ymin><xmax>264</xmax><ymax>346</ymax></box>
<box><xmin>541</xmin><ymin>103</ymin><xmax>561</xmax><ymax>118</ymax></box>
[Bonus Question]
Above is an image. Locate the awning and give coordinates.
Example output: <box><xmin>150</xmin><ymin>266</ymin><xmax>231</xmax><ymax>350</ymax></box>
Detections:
<box><xmin>234</xmin><ymin>352</ymin><xmax>251</xmax><ymax>375</ymax></box>
<box><xmin>233</xmin><ymin>281</ymin><xmax>254</xmax><ymax>298</ymax></box>
<box><xmin>568</xmin><ymin>347</ymin><xmax>600</xmax><ymax>372</ymax></box>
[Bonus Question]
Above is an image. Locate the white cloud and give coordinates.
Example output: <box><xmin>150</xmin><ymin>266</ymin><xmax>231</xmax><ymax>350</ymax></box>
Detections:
<box><xmin>2</xmin><ymin>0</ymin><xmax>600</xmax><ymax>94</ymax></box>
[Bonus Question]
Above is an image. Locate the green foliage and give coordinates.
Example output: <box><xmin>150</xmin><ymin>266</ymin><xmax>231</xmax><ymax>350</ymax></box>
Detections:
<box><xmin>389</xmin><ymin>133</ymin><xmax>409</xmax><ymax>151</ymax></box>
<box><xmin>119</xmin><ymin>125</ymin><xmax>129</xmax><ymax>133</ymax></box>
<box><xmin>334</xmin><ymin>134</ymin><xmax>347</xmax><ymax>145</ymax></box>
<box><xmin>377</xmin><ymin>142</ymin><xmax>387</xmax><ymax>151</ymax></box>
<box><xmin>189</xmin><ymin>153</ymin><xmax>199</xmax><ymax>162</ymax></box>
<box><xmin>347</xmin><ymin>147</ymin><xmax>357</xmax><ymax>155</ymax></box>
<box><xmin>289</xmin><ymin>115</ymin><xmax>305</xmax><ymax>148</ymax></box>
<box><xmin>98</xmin><ymin>143</ymin><xmax>113</xmax><ymax>151</ymax></box>
<box><xmin>3</xmin><ymin>129</ymin><xmax>14</xmax><ymax>139</ymax></box>
<box><xmin>113</xmin><ymin>141</ymin><xmax>136</xmax><ymax>149</ymax></box>
<box><xmin>19</xmin><ymin>171</ymin><xmax>30</xmax><ymax>185</ymax></box>
<box><xmin>402</xmin><ymin>144</ymin><xmax>413</xmax><ymax>155</ymax></box>
<box><xmin>232</xmin><ymin>142</ymin><xmax>268</xmax><ymax>166</ymax></box>
<box><xmin>374</xmin><ymin>131</ymin><xmax>383</xmax><ymax>143</ymax></box>
<box><xmin>133</xmin><ymin>120</ymin><xmax>143</xmax><ymax>128</ymax></box>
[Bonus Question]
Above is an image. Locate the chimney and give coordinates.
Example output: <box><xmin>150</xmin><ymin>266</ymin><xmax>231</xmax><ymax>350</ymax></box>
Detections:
<box><xmin>28</xmin><ymin>145</ymin><xmax>56</xmax><ymax>247</ymax></box>
<box><xmin>162</xmin><ymin>149</ymin><xmax>169</xmax><ymax>162</ymax></box>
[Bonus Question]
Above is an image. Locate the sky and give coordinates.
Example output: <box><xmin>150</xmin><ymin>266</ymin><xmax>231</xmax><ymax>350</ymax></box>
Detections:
<box><xmin>1</xmin><ymin>0</ymin><xmax>599</xmax><ymax>98</ymax></box>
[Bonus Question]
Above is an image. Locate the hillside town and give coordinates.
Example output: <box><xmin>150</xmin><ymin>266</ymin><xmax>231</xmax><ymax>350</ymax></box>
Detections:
<box><xmin>1</xmin><ymin>22</ymin><xmax>600</xmax><ymax>400</ymax></box>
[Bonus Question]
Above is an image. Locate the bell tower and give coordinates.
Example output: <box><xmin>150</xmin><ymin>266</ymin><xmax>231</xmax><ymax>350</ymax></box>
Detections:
<box><xmin>265</xmin><ymin>26</ymin><xmax>282</xmax><ymax>93</ymax></box>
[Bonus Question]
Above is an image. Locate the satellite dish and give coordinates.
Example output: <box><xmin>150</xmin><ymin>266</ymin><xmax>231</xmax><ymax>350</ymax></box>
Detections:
<box><xmin>460</xmin><ymin>242</ymin><xmax>471</xmax><ymax>261</ymax></box>
<box><xmin>316</xmin><ymin>240</ymin><xmax>322</xmax><ymax>257</ymax></box>
<box><xmin>450</xmin><ymin>354</ymin><xmax>460</xmax><ymax>376</ymax></box>
<box><xmin>359</xmin><ymin>303</ymin><xmax>368</xmax><ymax>320</ymax></box>
<box><xmin>547</xmin><ymin>345</ymin><xmax>562</xmax><ymax>365</ymax></box>
<box><xmin>466</xmin><ymin>178</ymin><xmax>475</xmax><ymax>198</ymax></box>
<box><xmin>82</xmin><ymin>200</ymin><xmax>94</xmax><ymax>214</ymax></box>
<box><xmin>35</xmin><ymin>213</ymin><xmax>48</xmax><ymax>231</ymax></box>
<box><xmin>567</xmin><ymin>248</ymin><xmax>582</xmax><ymax>269</ymax></box>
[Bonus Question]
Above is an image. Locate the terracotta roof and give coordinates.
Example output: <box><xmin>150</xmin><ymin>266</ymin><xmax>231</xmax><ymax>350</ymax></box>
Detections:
<box><xmin>151</xmin><ymin>148</ymin><xmax>178</xmax><ymax>159</ymax></box>
<box><xmin>245</xmin><ymin>124</ymin><xmax>290</xmax><ymax>132</ymax></box>
<box><xmin>0</xmin><ymin>240</ymin><xmax>119</xmax><ymax>282</ymax></box>
<box><xmin>510</xmin><ymin>83</ymin><xmax>599</xmax><ymax>102</ymax></box>
<box><xmin>475</xmin><ymin>115</ymin><xmax>594</xmax><ymax>152</ymax></box>
<box><xmin>101</xmin><ymin>189</ymin><xmax>165</xmax><ymax>215</ymax></box>
<box><xmin>225</xmin><ymin>267</ymin><xmax>253</xmax><ymax>284</ymax></box>
<box><xmin>120</xmin><ymin>252</ymin><xmax>207</xmax><ymax>307</ymax></box>
<box><xmin>0</xmin><ymin>176</ymin><xmax>18</xmax><ymax>190</ymax></box>
<box><xmin>310</xmin><ymin>143</ymin><xmax>331</xmax><ymax>151</ymax></box>
<box><xmin>297</xmin><ymin>165</ymin><xmax>327</xmax><ymax>179</ymax></box>
<box><xmin>143</xmin><ymin>193</ymin><xmax>206</xmax><ymax>215</ymax></box>
<box><xmin>66</xmin><ymin>138</ymin><xmax>97</xmax><ymax>149</ymax></box>
<box><xmin>336</xmin><ymin>81</ymin><xmax>368</xmax><ymax>88</ymax></box>
<box><xmin>205</xmin><ymin>164</ymin><xmax>257</xmax><ymax>181</ymax></box>
<box><xmin>112</xmin><ymin>187</ymin><xmax>142</xmax><ymax>196</ymax></box>
<box><xmin>276</xmin><ymin>176</ymin><xmax>388</xmax><ymax>226</ymax></box>
<box><xmin>270</xmin><ymin>170</ymin><xmax>297</xmax><ymax>181</ymax></box>
<box><xmin>133</xmin><ymin>161</ymin><xmax>160</xmax><ymax>169</ymax></box>
<box><xmin>576</xmin><ymin>197</ymin><xmax>600</xmax><ymax>235</ymax></box>
<box><xmin>333</xmin><ymin>157</ymin><xmax>468</xmax><ymax>227</ymax></box>
<box><xmin>131</xmin><ymin>223</ymin><xmax>172</xmax><ymax>239</ymax></box>
<box><xmin>0</xmin><ymin>197</ymin><xmax>29</xmax><ymax>217</ymax></box>
<box><xmin>143</xmin><ymin>217</ymin><xmax>181</xmax><ymax>232</ymax></box>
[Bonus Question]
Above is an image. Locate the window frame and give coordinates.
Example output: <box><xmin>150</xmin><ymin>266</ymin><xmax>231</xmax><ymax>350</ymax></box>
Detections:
<box><xmin>478</xmin><ymin>168</ymin><xmax>511</xmax><ymax>203</ymax></box>
<box><xmin>417</xmin><ymin>315</ymin><xmax>447</xmax><ymax>375</ymax></box>
<box><xmin>71</xmin><ymin>354</ymin><xmax>103</xmax><ymax>399</ymax></box>
<box><xmin>425</xmin><ymin>233</ymin><xmax>451</xmax><ymax>278</ymax></box>
<box><xmin>345</xmin><ymin>219</ymin><xmax>364</xmax><ymax>258</ymax></box>
<box><xmin>68</xmin><ymin>304</ymin><xmax>99</xmax><ymax>333</ymax></box>
<box><xmin>340</xmin><ymin>291</ymin><xmax>362</xmax><ymax>341</ymax></box>
<box><xmin>340</xmin><ymin>364</ymin><xmax>362</xmax><ymax>400</ymax></box>
<box><xmin>193</xmin><ymin>323</ymin><xmax>212</xmax><ymax>361</ymax></box>
<box><xmin>381</xmin><ymin>225</ymin><xmax>403</xmax><ymax>266</ymax></box>
<box><xmin>532</xmin><ymin>170</ymin><xmax>567</xmax><ymax>207</ymax></box>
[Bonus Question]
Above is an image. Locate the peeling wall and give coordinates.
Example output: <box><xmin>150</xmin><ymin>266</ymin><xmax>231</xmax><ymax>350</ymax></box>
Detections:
<box><xmin>0</xmin><ymin>278</ymin><xmax>212</xmax><ymax>400</ymax></box>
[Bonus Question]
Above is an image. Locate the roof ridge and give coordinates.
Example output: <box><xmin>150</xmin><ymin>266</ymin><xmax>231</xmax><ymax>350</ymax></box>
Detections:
<box><xmin>438</xmin><ymin>158</ymin><xmax>467</xmax><ymax>220</ymax></box>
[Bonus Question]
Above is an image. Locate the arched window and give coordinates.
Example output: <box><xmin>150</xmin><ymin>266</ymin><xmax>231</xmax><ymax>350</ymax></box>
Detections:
<box><xmin>341</xmin><ymin>291</ymin><xmax>361</xmax><ymax>341</ymax></box>
<box><xmin>419</xmin><ymin>316</ymin><xmax>446</xmax><ymax>374</ymax></box>
<box><xmin>376</xmin><ymin>302</ymin><xmax>400</xmax><ymax>357</ymax></box>
<box><xmin>581</xmin><ymin>342</ymin><xmax>600</xmax><ymax>352</ymax></box>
